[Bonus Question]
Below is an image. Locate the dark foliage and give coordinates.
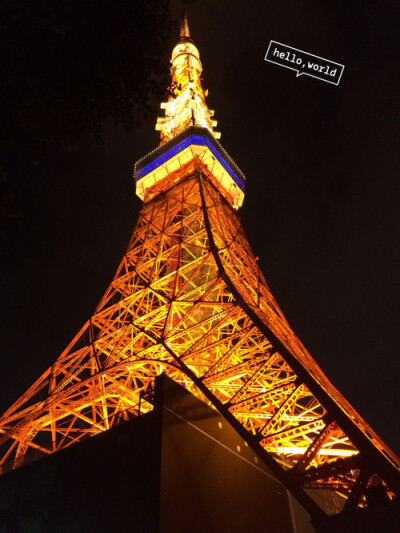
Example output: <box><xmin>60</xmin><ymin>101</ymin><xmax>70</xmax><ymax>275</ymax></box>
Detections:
<box><xmin>0</xmin><ymin>0</ymin><xmax>180</xmax><ymax>216</ymax></box>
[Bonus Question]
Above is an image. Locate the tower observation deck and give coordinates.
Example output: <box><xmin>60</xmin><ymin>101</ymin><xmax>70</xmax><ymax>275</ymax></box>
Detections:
<box><xmin>0</xmin><ymin>13</ymin><xmax>399</xmax><ymax>524</ymax></box>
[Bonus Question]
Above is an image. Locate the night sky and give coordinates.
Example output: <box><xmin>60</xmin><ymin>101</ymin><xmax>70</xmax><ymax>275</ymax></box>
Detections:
<box><xmin>1</xmin><ymin>1</ymin><xmax>399</xmax><ymax>456</ymax></box>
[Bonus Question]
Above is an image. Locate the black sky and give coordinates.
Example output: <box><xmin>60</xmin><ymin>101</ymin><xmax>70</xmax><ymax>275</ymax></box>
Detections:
<box><xmin>1</xmin><ymin>0</ymin><xmax>399</xmax><ymax>455</ymax></box>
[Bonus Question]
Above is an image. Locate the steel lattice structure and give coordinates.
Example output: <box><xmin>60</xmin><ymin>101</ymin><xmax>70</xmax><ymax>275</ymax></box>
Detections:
<box><xmin>1</xmin><ymin>15</ymin><xmax>399</xmax><ymax>520</ymax></box>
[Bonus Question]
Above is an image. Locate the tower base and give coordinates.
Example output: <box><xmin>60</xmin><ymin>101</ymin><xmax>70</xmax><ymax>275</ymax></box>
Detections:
<box><xmin>0</xmin><ymin>374</ymin><xmax>315</xmax><ymax>532</ymax></box>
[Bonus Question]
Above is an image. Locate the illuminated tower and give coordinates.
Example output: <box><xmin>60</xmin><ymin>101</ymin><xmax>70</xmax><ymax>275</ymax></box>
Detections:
<box><xmin>0</xmin><ymin>15</ymin><xmax>399</xmax><ymax>521</ymax></box>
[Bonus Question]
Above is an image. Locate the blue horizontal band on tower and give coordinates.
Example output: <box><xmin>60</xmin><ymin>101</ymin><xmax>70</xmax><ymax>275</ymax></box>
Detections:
<box><xmin>136</xmin><ymin>134</ymin><xmax>245</xmax><ymax>192</ymax></box>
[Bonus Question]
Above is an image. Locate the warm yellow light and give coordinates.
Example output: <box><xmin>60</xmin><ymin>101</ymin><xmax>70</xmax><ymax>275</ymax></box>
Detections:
<box><xmin>156</xmin><ymin>20</ymin><xmax>220</xmax><ymax>144</ymax></box>
<box><xmin>274</xmin><ymin>446</ymin><xmax>358</xmax><ymax>457</ymax></box>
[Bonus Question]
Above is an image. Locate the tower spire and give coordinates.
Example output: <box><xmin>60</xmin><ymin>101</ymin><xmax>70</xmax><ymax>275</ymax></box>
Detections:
<box><xmin>180</xmin><ymin>11</ymin><xmax>190</xmax><ymax>40</ymax></box>
<box><xmin>156</xmin><ymin>13</ymin><xmax>220</xmax><ymax>144</ymax></box>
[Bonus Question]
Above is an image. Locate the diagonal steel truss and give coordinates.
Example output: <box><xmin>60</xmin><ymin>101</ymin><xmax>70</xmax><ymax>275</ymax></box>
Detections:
<box><xmin>0</xmin><ymin>160</ymin><xmax>399</xmax><ymax>518</ymax></box>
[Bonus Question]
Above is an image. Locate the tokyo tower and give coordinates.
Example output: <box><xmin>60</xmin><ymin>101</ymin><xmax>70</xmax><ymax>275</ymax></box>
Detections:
<box><xmin>0</xmin><ymin>14</ymin><xmax>399</xmax><ymax>520</ymax></box>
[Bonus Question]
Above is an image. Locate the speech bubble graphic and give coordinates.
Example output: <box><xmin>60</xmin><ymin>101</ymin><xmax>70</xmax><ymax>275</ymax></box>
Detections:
<box><xmin>264</xmin><ymin>40</ymin><xmax>344</xmax><ymax>86</ymax></box>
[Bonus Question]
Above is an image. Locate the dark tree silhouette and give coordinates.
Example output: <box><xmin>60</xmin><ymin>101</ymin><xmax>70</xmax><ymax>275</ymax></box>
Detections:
<box><xmin>0</xmin><ymin>0</ymin><xmax>188</xmax><ymax>217</ymax></box>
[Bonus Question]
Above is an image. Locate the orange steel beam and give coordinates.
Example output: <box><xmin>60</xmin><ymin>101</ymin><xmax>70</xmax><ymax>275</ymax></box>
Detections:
<box><xmin>1</xmin><ymin>168</ymin><xmax>399</xmax><ymax>521</ymax></box>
